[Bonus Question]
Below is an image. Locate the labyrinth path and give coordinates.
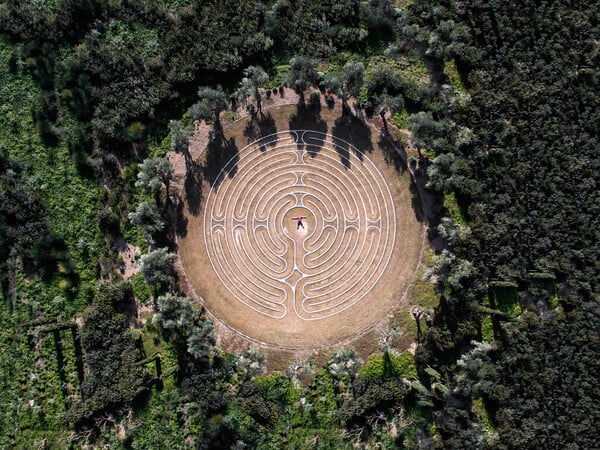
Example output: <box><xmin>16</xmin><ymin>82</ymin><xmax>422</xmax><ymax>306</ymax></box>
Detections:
<box><xmin>204</xmin><ymin>130</ymin><xmax>396</xmax><ymax>322</ymax></box>
<box><xmin>178</xmin><ymin>111</ymin><xmax>423</xmax><ymax>349</ymax></box>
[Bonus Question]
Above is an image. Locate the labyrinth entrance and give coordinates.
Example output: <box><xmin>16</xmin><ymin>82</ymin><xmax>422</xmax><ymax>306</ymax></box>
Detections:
<box><xmin>178</xmin><ymin>111</ymin><xmax>423</xmax><ymax>349</ymax></box>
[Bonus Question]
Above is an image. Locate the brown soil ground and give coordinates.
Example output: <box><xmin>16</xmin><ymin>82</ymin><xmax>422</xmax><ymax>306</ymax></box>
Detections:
<box><xmin>176</xmin><ymin>99</ymin><xmax>425</xmax><ymax>357</ymax></box>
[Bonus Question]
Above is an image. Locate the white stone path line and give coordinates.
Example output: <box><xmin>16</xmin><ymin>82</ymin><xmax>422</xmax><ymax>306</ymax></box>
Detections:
<box><xmin>203</xmin><ymin>130</ymin><xmax>396</xmax><ymax>321</ymax></box>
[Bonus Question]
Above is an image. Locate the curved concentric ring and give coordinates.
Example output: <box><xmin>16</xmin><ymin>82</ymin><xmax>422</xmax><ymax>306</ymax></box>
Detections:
<box><xmin>203</xmin><ymin>130</ymin><xmax>396</xmax><ymax>321</ymax></box>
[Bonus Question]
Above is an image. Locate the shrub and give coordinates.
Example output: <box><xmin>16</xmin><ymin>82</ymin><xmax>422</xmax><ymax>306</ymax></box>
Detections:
<box><xmin>360</xmin><ymin>352</ymin><xmax>417</xmax><ymax>379</ymax></box>
<box><xmin>130</xmin><ymin>272</ymin><xmax>152</xmax><ymax>304</ymax></box>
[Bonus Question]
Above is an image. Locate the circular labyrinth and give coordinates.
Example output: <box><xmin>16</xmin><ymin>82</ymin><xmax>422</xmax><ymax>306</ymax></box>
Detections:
<box><xmin>204</xmin><ymin>130</ymin><xmax>395</xmax><ymax>322</ymax></box>
<box><xmin>178</xmin><ymin>115</ymin><xmax>423</xmax><ymax>349</ymax></box>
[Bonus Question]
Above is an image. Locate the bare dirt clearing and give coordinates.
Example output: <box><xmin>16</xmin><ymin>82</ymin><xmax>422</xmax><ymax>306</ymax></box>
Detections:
<box><xmin>177</xmin><ymin>103</ymin><xmax>424</xmax><ymax>350</ymax></box>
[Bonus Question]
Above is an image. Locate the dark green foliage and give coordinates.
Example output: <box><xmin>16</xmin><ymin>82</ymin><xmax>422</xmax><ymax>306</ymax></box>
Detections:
<box><xmin>96</xmin><ymin>206</ymin><xmax>120</xmax><ymax>235</ymax></box>
<box><xmin>401</xmin><ymin>0</ymin><xmax>600</xmax><ymax>447</ymax></box>
<box><xmin>363</xmin><ymin>61</ymin><xmax>424</xmax><ymax>115</ymax></box>
<box><xmin>0</xmin><ymin>153</ymin><xmax>77</xmax><ymax>306</ymax></box>
<box><xmin>488</xmin><ymin>303</ymin><xmax>600</xmax><ymax>449</ymax></box>
<box><xmin>239</xmin><ymin>375</ymin><xmax>289</xmax><ymax>426</ymax></box>
<box><xmin>414</xmin><ymin>0</ymin><xmax>599</xmax><ymax>293</ymax></box>
<box><xmin>340</xmin><ymin>377</ymin><xmax>409</xmax><ymax>430</ymax></box>
<box><xmin>0</xmin><ymin>0</ymin><xmax>270</xmax><ymax>155</ymax></box>
<box><xmin>0</xmin><ymin>158</ymin><xmax>53</xmax><ymax>279</ymax></box>
<box><xmin>453</xmin><ymin>302</ymin><xmax>600</xmax><ymax>450</ymax></box>
<box><xmin>67</xmin><ymin>282</ymin><xmax>149</xmax><ymax>425</ymax></box>
<box><xmin>270</xmin><ymin>0</ymin><xmax>366</xmax><ymax>56</ymax></box>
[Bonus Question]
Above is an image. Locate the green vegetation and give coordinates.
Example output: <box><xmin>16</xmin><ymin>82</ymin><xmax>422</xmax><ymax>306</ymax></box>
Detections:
<box><xmin>443</xmin><ymin>191</ymin><xmax>465</xmax><ymax>225</ymax></box>
<box><xmin>0</xmin><ymin>0</ymin><xmax>597</xmax><ymax>448</ymax></box>
<box><xmin>443</xmin><ymin>59</ymin><xmax>466</xmax><ymax>93</ymax></box>
<box><xmin>130</xmin><ymin>272</ymin><xmax>152</xmax><ymax>304</ymax></box>
<box><xmin>391</xmin><ymin>108</ymin><xmax>410</xmax><ymax>128</ymax></box>
<box><xmin>481</xmin><ymin>316</ymin><xmax>494</xmax><ymax>342</ymax></box>
<box><xmin>360</xmin><ymin>351</ymin><xmax>418</xmax><ymax>379</ymax></box>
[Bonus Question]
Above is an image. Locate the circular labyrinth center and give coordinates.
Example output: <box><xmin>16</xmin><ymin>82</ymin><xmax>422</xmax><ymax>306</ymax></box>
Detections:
<box><xmin>204</xmin><ymin>130</ymin><xmax>395</xmax><ymax>322</ymax></box>
<box><xmin>179</xmin><ymin>123</ymin><xmax>423</xmax><ymax>349</ymax></box>
<box><xmin>284</xmin><ymin>207</ymin><xmax>311</xmax><ymax>235</ymax></box>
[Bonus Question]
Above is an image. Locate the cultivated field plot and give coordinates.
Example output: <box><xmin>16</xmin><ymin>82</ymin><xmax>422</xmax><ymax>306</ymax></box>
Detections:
<box><xmin>178</xmin><ymin>106</ymin><xmax>423</xmax><ymax>349</ymax></box>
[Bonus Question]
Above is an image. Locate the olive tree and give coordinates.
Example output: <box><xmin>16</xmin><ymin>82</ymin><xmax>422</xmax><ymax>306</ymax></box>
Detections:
<box><xmin>426</xmin><ymin>152</ymin><xmax>458</xmax><ymax>192</ymax></box>
<box><xmin>140</xmin><ymin>247</ymin><xmax>175</xmax><ymax>288</ymax></box>
<box><xmin>169</xmin><ymin>119</ymin><xmax>194</xmax><ymax>154</ymax></box>
<box><xmin>375</xmin><ymin>91</ymin><xmax>404</xmax><ymax>135</ymax></box>
<box><xmin>378</xmin><ymin>324</ymin><xmax>402</xmax><ymax>353</ymax></box>
<box><xmin>430</xmin><ymin>249</ymin><xmax>476</xmax><ymax>293</ymax></box>
<box><xmin>188</xmin><ymin>86</ymin><xmax>228</xmax><ymax>124</ymax></box>
<box><xmin>286</xmin><ymin>357</ymin><xmax>314</xmax><ymax>387</ymax></box>
<box><xmin>153</xmin><ymin>292</ymin><xmax>193</xmax><ymax>331</ymax></box>
<box><xmin>327</xmin><ymin>347</ymin><xmax>363</xmax><ymax>380</ymax></box>
<box><xmin>187</xmin><ymin>319</ymin><xmax>216</xmax><ymax>360</ymax></box>
<box><xmin>235</xmin><ymin>65</ymin><xmax>269</xmax><ymax>118</ymax></box>
<box><xmin>136</xmin><ymin>157</ymin><xmax>173</xmax><ymax>202</ymax></box>
<box><xmin>343</xmin><ymin>61</ymin><xmax>365</xmax><ymax>97</ymax></box>
<box><xmin>325</xmin><ymin>60</ymin><xmax>365</xmax><ymax>114</ymax></box>
<box><xmin>238</xmin><ymin>347</ymin><xmax>267</xmax><ymax>376</ymax></box>
<box><xmin>128</xmin><ymin>201</ymin><xmax>163</xmax><ymax>244</ymax></box>
<box><xmin>287</xmin><ymin>56</ymin><xmax>319</xmax><ymax>104</ymax></box>
<box><xmin>407</xmin><ymin>111</ymin><xmax>445</xmax><ymax>154</ymax></box>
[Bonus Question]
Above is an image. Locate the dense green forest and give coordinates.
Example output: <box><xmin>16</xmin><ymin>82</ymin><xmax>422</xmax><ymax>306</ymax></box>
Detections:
<box><xmin>0</xmin><ymin>0</ymin><xmax>598</xmax><ymax>448</ymax></box>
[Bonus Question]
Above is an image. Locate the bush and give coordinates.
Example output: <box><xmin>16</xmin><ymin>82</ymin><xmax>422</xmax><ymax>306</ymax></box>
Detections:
<box><xmin>67</xmin><ymin>282</ymin><xmax>149</xmax><ymax>424</ymax></box>
<box><xmin>360</xmin><ymin>352</ymin><xmax>417</xmax><ymax>379</ymax></box>
<box><xmin>481</xmin><ymin>316</ymin><xmax>494</xmax><ymax>342</ymax></box>
<box><xmin>97</xmin><ymin>206</ymin><xmax>120</xmax><ymax>234</ymax></box>
<box><xmin>130</xmin><ymin>272</ymin><xmax>152</xmax><ymax>304</ymax></box>
<box><xmin>140</xmin><ymin>248</ymin><xmax>175</xmax><ymax>288</ymax></box>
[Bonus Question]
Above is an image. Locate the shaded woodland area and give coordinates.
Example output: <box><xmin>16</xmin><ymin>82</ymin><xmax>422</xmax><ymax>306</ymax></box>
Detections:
<box><xmin>0</xmin><ymin>0</ymin><xmax>598</xmax><ymax>448</ymax></box>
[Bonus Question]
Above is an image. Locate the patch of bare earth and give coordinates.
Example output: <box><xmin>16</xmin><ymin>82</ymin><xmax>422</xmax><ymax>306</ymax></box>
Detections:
<box><xmin>172</xmin><ymin>91</ymin><xmax>428</xmax><ymax>367</ymax></box>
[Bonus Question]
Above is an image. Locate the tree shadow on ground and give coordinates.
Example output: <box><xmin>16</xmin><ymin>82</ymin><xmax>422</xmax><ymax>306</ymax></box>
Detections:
<box><xmin>377</xmin><ymin>134</ymin><xmax>405</xmax><ymax>173</ymax></box>
<box><xmin>52</xmin><ymin>329</ymin><xmax>69</xmax><ymax>403</ymax></box>
<box><xmin>180</xmin><ymin>142</ymin><xmax>197</xmax><ymax>175</ymax></box>
<box><xmin>243</xmin><ymin>112</ymin><xmax>278</xmax><ymax>152</ymax></box>
<box><xmin>203</xmin><ymin>134</ymin><xmax>239</xmax><ymax>187</ymax></box>
<box><xmin>183</xmin><ymin>165</ymin><xmax>204</xmax><ymax>219</ymax></box>
<box><xmin>243</xmin><ymin>118</ymin><xmax>258</xmax><ymax>142</ymax></box>
<box><xmin>176</xmin><ymin>200</ymin><xmax>189</xmax><ymax>238</ymax></box>
<box><xmin>409</xmin><ymin>179</ymin><xmax>426</xmax><ymax>224</ymax></box>
<box><xmin>289</xmin><ymin>102</ymin><xmax>327</xmax><ymax>157</ymax></box>
<box><xmin>331</xmin><ymin>114</ymin><xmax>374</xmax><ymax>168</ymax></box>
<box><xmin>71</xmin><ymin>327</ymin><xmax>84</xmax><ymax>385</ymax></box>
<box><xmin>409</xmin><ymin>157</ymin><xmax>445</xmax><ymax>234</ymax></box>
